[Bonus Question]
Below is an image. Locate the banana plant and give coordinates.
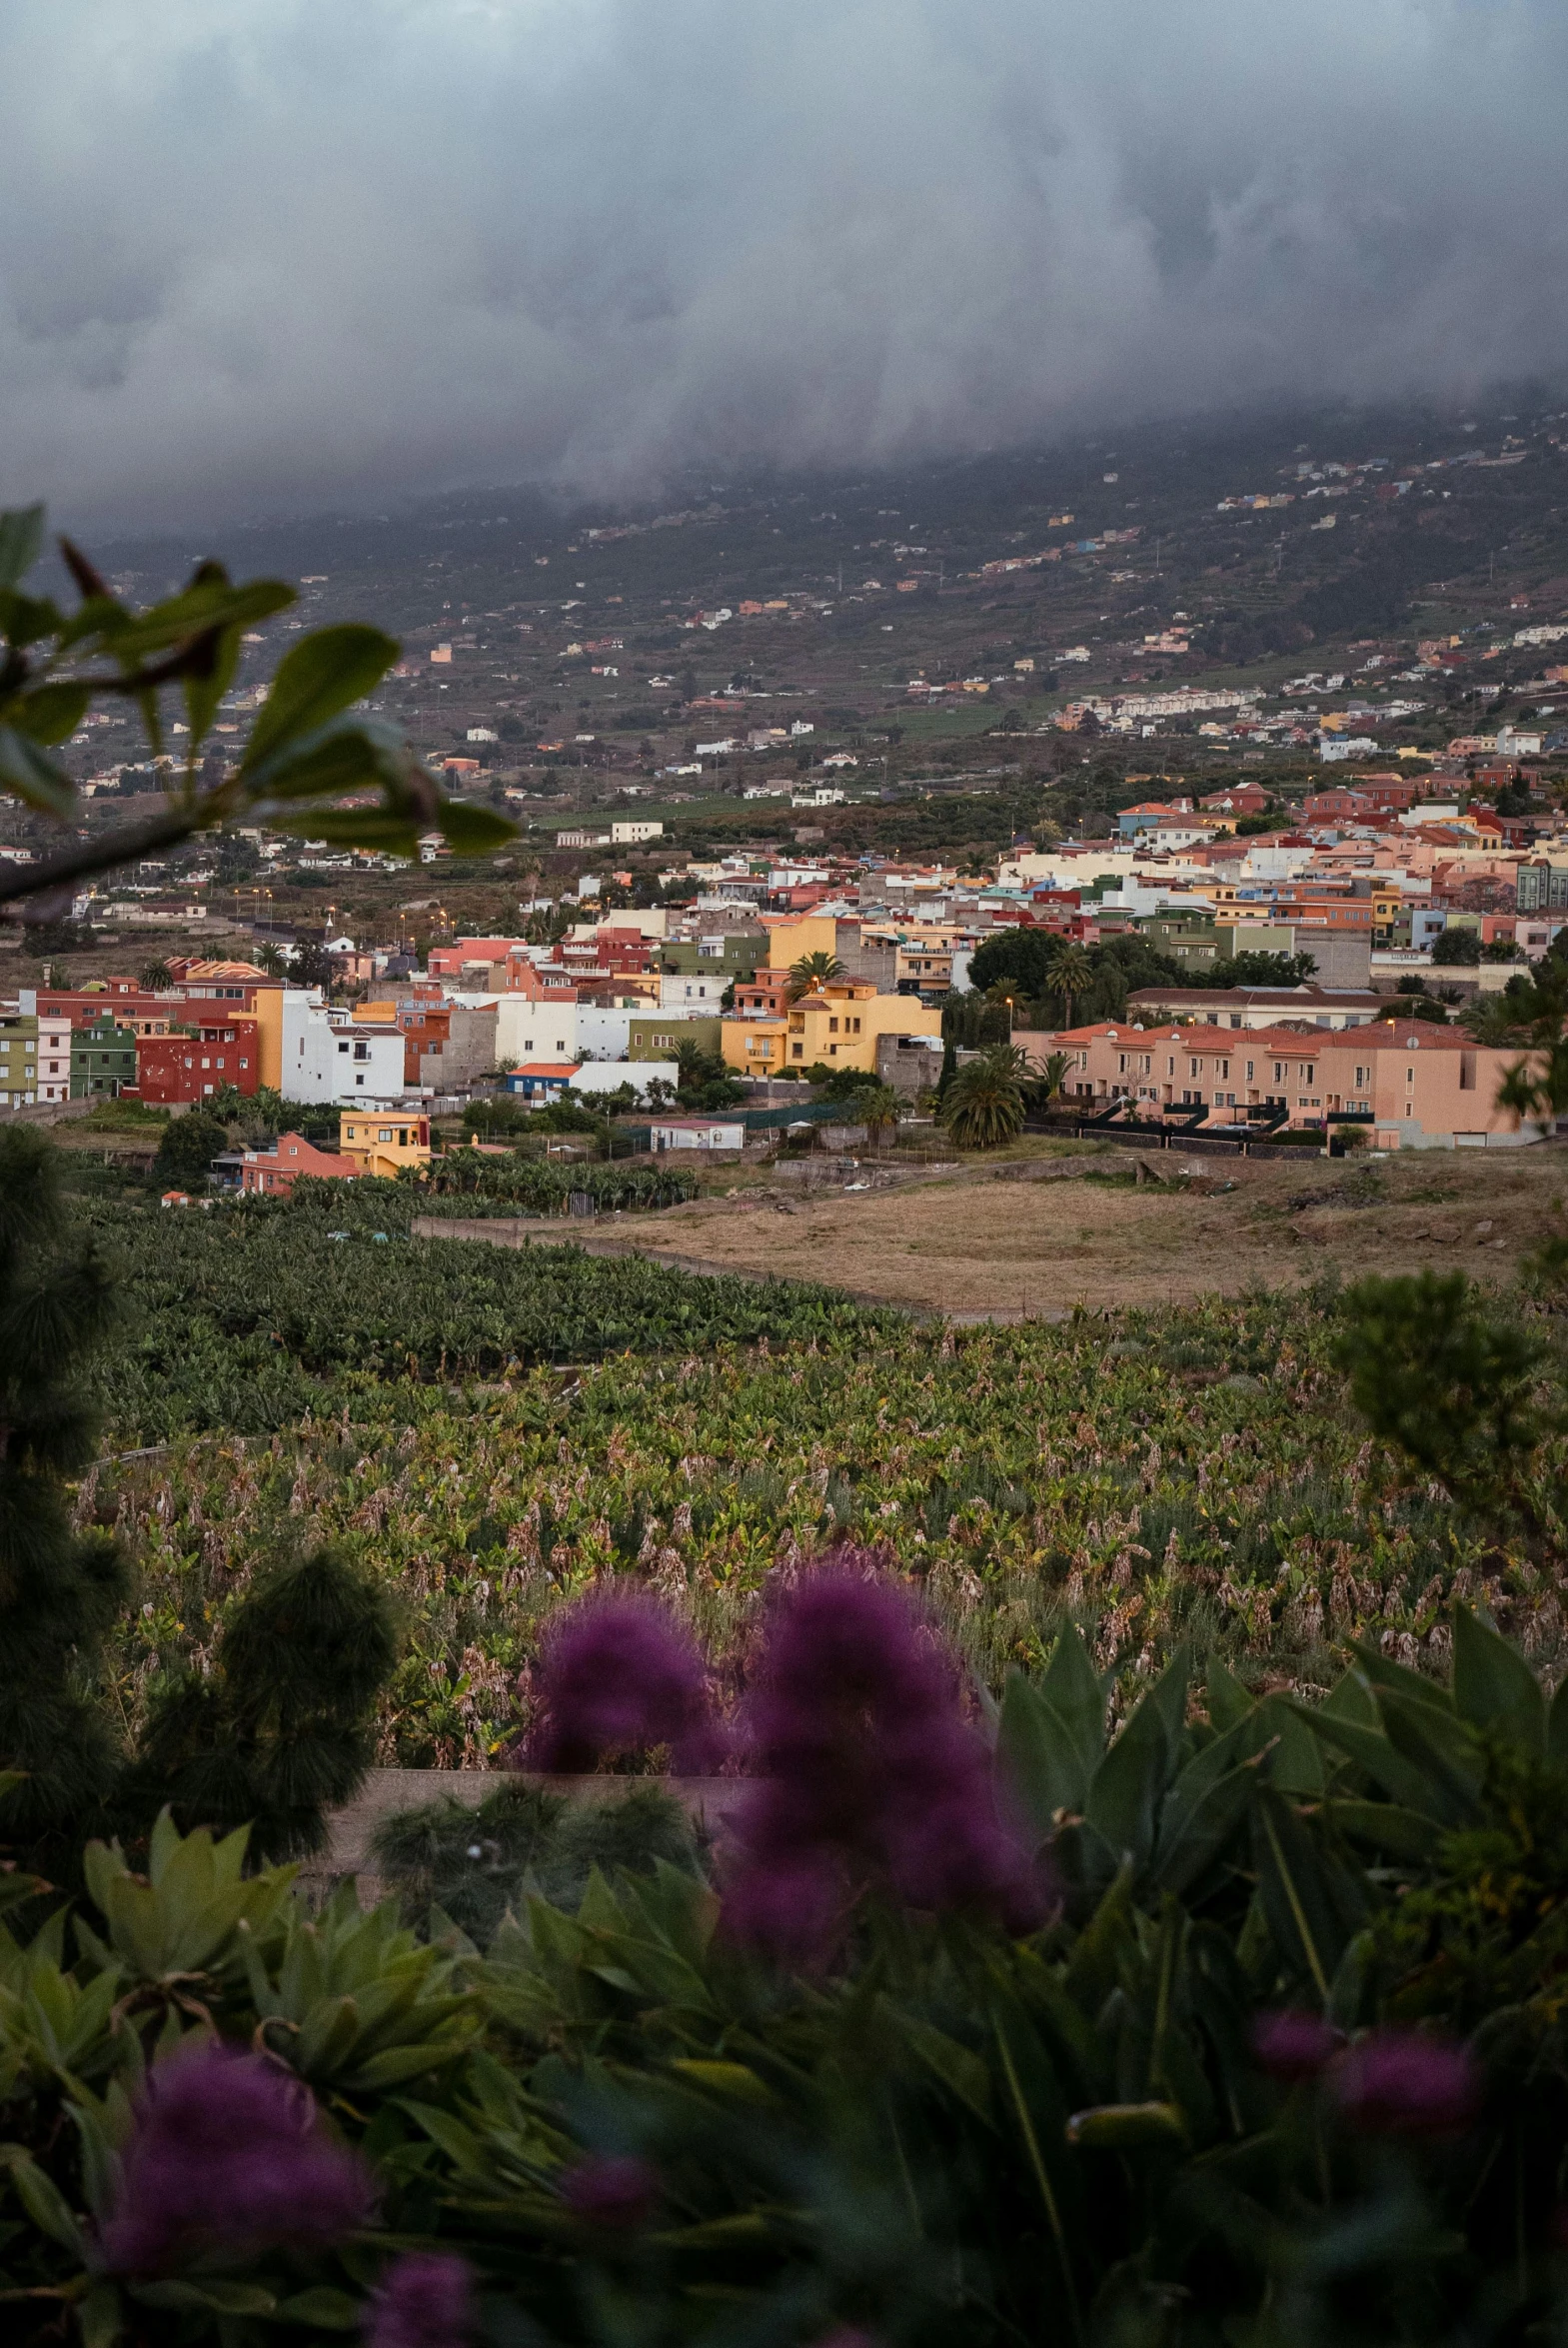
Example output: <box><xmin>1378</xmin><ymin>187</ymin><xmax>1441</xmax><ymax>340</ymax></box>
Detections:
<box><xmin>0</xmin><ymin>502</ymin><xmax>514</xmax><ymax>908</ymax></box>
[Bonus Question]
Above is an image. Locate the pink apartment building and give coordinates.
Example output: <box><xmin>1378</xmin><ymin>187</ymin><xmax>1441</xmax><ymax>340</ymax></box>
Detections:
<box><xmin>1041</xmin><ymin>1020</ymin><xmax>1531</xmax><ymax>1150</ymax></box>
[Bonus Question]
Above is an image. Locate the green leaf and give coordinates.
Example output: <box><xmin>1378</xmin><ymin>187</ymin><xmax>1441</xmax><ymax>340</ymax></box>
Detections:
<box><xmin>1151</xmin><ymin>1759</ymin><xmax>1257</xmax><ymax>1900</ymax></box>
<box><xmin>1251</xmin><ymin>1786</ymin><xmax>1359</xmax><ymax>1999</ymax></box>
<box><xmin>276</xmin><ymin>2286</ymin><xmax>363</xmax><ymax>2328</ymax></box>
<box><xmin>1256</xmin><ymin>1693</ymin><xmax>1325</xmax><ymax>1797</ymax></box>
<box><xmin>1376</xmin><ymin>1689</ymin><xmax>1485</xmax><ymax>1825</ymax></box>
<box><xmin>1038</xmin><ymin>1627</ymin><xmax>1107</xmax><ymax>1785</ymax></box>
<box><xmin>78</xmin><ymin>2282</ymin><xmax>125</xmax><ymax>2348</ymax></box>
<box><xmin>1324</xmin><ymin>1799</ymin><xmax>1444</xmax><ymax>1865</ymax></box>
<box><xmin>246</xmin><ymin>715</ymin><xmax>407</xmax><ymax>803</ymax></box>
<box><xmin>1347</xmin><ymin>1636</ymin><xmax>1453</xmax><ymax>1715</ymax></box>
<box><xmin>243</xmin><ymin>626</ymin><xmax>398</xmax><ymax>769</ymax></box>
<box><xmin>12</xmin><ymin>682</ymin><xmax>91</xmax><ymax>747</ymax></box>
<box><xmin>439</xmin><ymin>801</ymin><xmax>517</xmax><ymax>854</ymax></box>
<box><xmin>997</xmin><ymin>1669</ymin><xmax>1087</xmax><ymax>1836</ymax></box>
<box><xmin>0</xmin><ymin>726</ymin><xmax>76</xmax><ymax>817</ymax></box>
<box><xmin>1064</xmin><ymin>1858</ymin><xmax>1136</xmax><ymax>2017</ymax></box>
<box><xmin>98</xmin><ymin>579</ymin><xmax>294</xmax><ymax>667</ymax></box>
<box><xmin>1288</xmin><ymin>1701</ymin><xmax>1434</xmax><ymax>1813</ymax></box>
<box><xmin>184</xmin><ymin>619</ymin><xmax>244</xmax><ymax>749</ymax></box>
<box><xmin>1</xmin><ymin>2145</ymin><xmax>85</xmax><ymax>2252</ymax></box>
<box><xmin>0</xmin><ymin>588</ymin><xmax>66</xmax><ymax>650</ymax></box>
<box><xmin>1205</xmin><ymin>1655</ymin><xmax>1254</xmax><ymax>1733</ymax></box>
<box><xmin>1451</xmin><ymin>1603</ymin><xmax>1545</xmax><ymax>1754</ymax></box>
<box><xmin>667</xmin><ymin>2058</ymin><xmax>774</xmax><ymax>2105</ymax></box>
<box><xmin>1085</xmin><ymin>1683</ymin><xmax>1168</xmax><ymax>1868</ymax></box>
<box><xmin>0</xmin><ymin>507</ymin><xmax>44</xmax><ymax>589</ymax></box>
<box><xmin>885</xmin><ymin>2009</ymin><xmax>994</xmax><ymax>2125</ymax></box>
<box><xmin>1146</xmin><ymin>1642</ymin><xmax>1191</xmax><ymax>1753</ymax></box>
<box><xmin>132</xmin><ymin>2278</ymin><xmax>278</xmax><ymax>2316</ymax></box>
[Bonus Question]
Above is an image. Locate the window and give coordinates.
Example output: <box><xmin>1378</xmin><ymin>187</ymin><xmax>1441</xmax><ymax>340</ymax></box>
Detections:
<box><xmin>378</xmin><ymin>1129</ymin><xmax>393</xmax><ymax>1143</ymax></box>
<box><xmin>1404</xmin><ymin>1103</ymin><xmax>1413</xmax><ymax>1117</ymax></box>
<box><xmin>338</xmin><ymin>1040</ymin><xmax>349</xmax><ymax>1055</ymax></box>
<box><xmin>1245</xmin><ymin>1061</ymin><xmax>1254</xmax><ymax>1082</ymax></box>
<box><xmin>1354</xmin><ymin>1066</ymin><xmax>1367</xmax><ymax>1088</ymax></box>
<box><xmin>1406</xmin><ymin>1066</ymin><xmax>1415</xmax><ymax>1087</ymax></box>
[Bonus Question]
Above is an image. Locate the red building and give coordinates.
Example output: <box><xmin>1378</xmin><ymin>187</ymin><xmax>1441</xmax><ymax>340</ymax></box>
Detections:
<box><xmin>235</xmin><ymin>1133</ymin><xmax>354</xmax><ymax>1194</ymax></box>
<box><xmin>136</xmin><ymin>1018</ymin><xmax>260</xmax><ymax>1104</ymax></box>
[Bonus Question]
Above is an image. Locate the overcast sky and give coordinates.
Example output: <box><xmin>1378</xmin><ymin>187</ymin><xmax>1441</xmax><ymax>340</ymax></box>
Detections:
<box><xmin>5</xmin><ymin>0</ymin><xmax>1567</xmax><ymax>528</ymax></box>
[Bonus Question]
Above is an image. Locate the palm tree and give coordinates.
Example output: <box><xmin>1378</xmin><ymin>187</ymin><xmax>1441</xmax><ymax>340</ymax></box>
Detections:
<box><xmin>139</xmin><ymin>959</ymin><xmax>172</xmax><ymax>990</ymax></box>
<box><xmin>858</xmin><ymin>1086</ymin><xmax>902</xmax><ymax>1148</ymax></box>
<box><xmin>1033</xmin><ymin>1051</ymin><xmax>1069</xmax><ymax>1106</ymax></box>
<box><xmin>255</xmin><ymin>943</ymin><xmax>287</xmax><ymax>979</ymax></box>
<box><xmin>1045</xmin><ymin>940</ymin><xmax>1096</xmax><ymax>1031</ymax></box>
<box><xmin>939</xmin><ymin>1049</ymin><xmax>1026</xmax><ymax>1151</ymax></box>
<box><xmin>1459</xmin><ymin>995</ymin><xmax>1532</xmax><ymax>1048</ymax></box>
<box><xmin>787</xmin><ymin>950</ymin><xmax>845</xmax><ymax>1002</ymax></box>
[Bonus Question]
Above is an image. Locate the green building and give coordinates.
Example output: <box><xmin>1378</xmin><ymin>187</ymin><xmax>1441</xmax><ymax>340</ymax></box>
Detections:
<box><xmin>657</xmin><ymin>937</ymin><xmax>761</xmax><ymax>982</ymax></box>
<box><xmin>1139</xmin><ymin>916</ymin><xmax>1228</xmax><ymax>975</ymax></box>
<box><xmin>628</xmin><ymin>1014</ymin><xmax>723</xmax><ymax>1063</ymax></box>
<box><xmin>71</xmin><ymin>1016</ymin><xmax>138</xmax><ymax>1100</ymax></box>
<box><xmin>0</xmin><ymin>1015</ymin><xmax>39</xmax><ymax>1107</ymax></box>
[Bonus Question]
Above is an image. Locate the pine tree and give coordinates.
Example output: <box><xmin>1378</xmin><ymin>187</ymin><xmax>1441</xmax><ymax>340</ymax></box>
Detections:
<box><xmin>0</xmin><ymin>1128</ymin><xmax>128</xmax><ymax>1882</ymax></box>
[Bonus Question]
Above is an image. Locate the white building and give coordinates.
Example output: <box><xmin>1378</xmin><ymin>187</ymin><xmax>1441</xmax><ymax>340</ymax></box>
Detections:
<box><xmin>278</xmin><ymin>994</ymin><xmax>407</xmax><ymax>1106</ymax></box>
<box><xmin>659</xmin><ymin>973</ymin><xmax>728</xmax><ymax>1009</ymax></box>
<box><xmin>649</xmin><ymin>1114</ymin><xmax>746</xmax><ymax>1151</ymax></box>
<box><xmin>611</xmin><ymin>820</ymin><xmax>664</xmax><ymax>844</ymax></box>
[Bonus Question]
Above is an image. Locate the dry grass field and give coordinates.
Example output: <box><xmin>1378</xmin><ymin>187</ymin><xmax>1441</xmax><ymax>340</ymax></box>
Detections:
<box><xmin>638</xmin><ymin>1138</ymin><xmax>1568</xmax><ymax>1316</ymax></box>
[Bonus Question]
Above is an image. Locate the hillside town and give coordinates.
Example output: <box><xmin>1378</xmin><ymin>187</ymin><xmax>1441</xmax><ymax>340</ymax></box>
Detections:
<box><xmin>16</xmin><ymin>740</ymin><xmax>1568</xmax><ymax>1166</ymax></box>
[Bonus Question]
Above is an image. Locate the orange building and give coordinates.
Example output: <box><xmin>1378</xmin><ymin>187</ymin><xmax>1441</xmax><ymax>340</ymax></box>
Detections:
<box><xmin>235</xmin><ymin>1133</ymin><xmax>355</xmax><ymax>1194</ymax></box>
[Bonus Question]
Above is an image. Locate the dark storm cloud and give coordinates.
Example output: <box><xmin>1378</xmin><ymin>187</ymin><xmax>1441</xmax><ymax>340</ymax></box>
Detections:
<box><xmin>4</xmin><ymin>0</ymin><xmax>1567</xmax><ymax>526</ymax></box>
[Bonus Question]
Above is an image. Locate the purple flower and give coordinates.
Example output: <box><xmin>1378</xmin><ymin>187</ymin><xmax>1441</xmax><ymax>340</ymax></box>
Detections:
<box><xmin>366</xmin><ymin>2253</ymin><xmax>476</xmax><ymax>2348</ymax></box>
<box><xmin>1333</xmin><ymin>2029</ymin><xmax>1481</xmax><ymax>2136</ymax></box>
<box><xmin>559</xmin><ymin>2153</ymin><xmax>661</xmax><ymax>2231</ymax></box>
<box><xmin>520</xmin><ymin>1593</ymin><xmax>722</xmax><ymax>1774</ymax></box>
<box><xmin>722</xmin><ymin>1555</ymin><xmax>1041</xmax><ymax>1953</ymax></box>
<box><xmin>1252</xmin><ymin>2010</ymin><xmax>1342</xmax><ymax>2084</ymax></box>
<box><xmin>100</xmin><ymin>2042</ymin><xmax>372</xmax><ymax>2276</ymax></box>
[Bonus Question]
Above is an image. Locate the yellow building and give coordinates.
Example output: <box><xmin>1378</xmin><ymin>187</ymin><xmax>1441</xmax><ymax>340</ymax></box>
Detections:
<box><xmin>339</xmin><ymin>1111</ymin><xmax>432</xmax><ymax>1178</ymax></box>
<box><xmin>765</xmin><ymin>915</ymin><xmax>839</xmax><ymax>971</ymax></box>
<box><xmin>722</xmin><ymin>981</ymin><xmax>940</xmax><ymax>1077</ymax></box>
<box><xmin>250</xmin><ymin>986</ymin><xmax>286</xmax><ymax>1091</ymax></box>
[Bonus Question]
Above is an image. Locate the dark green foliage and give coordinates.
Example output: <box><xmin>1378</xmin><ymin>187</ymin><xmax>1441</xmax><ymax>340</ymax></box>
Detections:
<box><xmin>421</xmin><ymin>1157</ymin><xmax>697</xmax><ymax>1211</ymax></box>
<box><xmin>6</xmin><ymin>1622</ymin><xmax>1568</xmax><ymax>2346</ymax></box>
<box><xmin>124</xmin><ymin>1547</ymin><xmax>398</xmax><ymax>1863</ymax></box>
<box><xmin>0</xmin><ymin>1137</ymin><xmax>398</xmax><ymax>1884</ymax></box>
<box><xmin>151</xmin><ymin>1108</ymin><xmax>230</xmax><ymax>1186</ymax></box>
<box><xmin>79</xmin><ymin>1182</ymin><xmax>906</xmax><ymax>1443</ymax></box>
<box><xmin>1432</xmin><ymin>926</ymin><xmax>1482</xmax><ymax>966</ymax></box>
<box><xmin>370</xmin><ymin>1780</ymin><xmax>703</xmax><ymax>1945</ymax></box>
<box><xmin>1334</xmin><ymin>1269</ymin><xmax>1548</xmax><ymax>1511</ymax></box>
<box><xmin>0</xmin><ymin>1129</ymin><xmax>127</xmax><ymax>1877</ymax></box>
<box><xmin>1212</xmin><ymin>947</ymin><xmax>1319</xmax><ymax>988</ymax></box>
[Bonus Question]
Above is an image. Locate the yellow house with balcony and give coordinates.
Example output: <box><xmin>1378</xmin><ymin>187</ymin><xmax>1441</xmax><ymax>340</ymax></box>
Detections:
<box><xmin>339</xmin><ymin>1111</ymin><xmax>432</xmax><ymax>1178</ymax></box>
<box><xmin>722</xmin><ymin>981</ymin><xmax>940</xmax><ymax>1077</ymax></box>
